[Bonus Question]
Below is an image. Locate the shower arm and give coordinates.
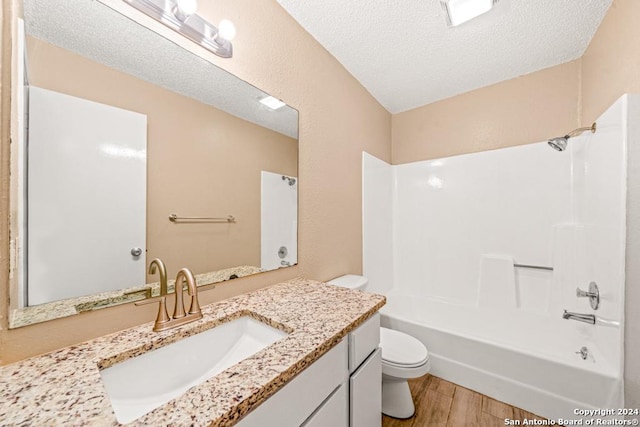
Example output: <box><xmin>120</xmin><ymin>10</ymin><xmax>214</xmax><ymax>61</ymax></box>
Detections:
<box><xmin>566</xmin><ymin>122</ymin><xmax>597</xmax><ymax>138</ymax></box>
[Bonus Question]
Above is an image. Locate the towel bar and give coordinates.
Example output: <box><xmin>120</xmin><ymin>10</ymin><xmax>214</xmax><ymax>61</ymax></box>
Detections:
<box><xmin>168</xmin><ymin>214</ymin><xmax>235</xmax><ymax>223</ymax></box>
<box><xmin>513</xmin><ymin>263</ymin><xmax>553</xmax><ymax>271</ymax></box>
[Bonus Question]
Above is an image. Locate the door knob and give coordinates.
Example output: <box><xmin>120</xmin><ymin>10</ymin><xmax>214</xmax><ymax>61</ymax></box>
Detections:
<box><xmin>278</xmin><ymin>246</ymin><xmax>288</xmax><ymax>259</ymax></box>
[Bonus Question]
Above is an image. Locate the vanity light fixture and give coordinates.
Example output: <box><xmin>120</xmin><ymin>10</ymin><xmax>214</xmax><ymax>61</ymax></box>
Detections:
<box><xmin>172</xmin><ymin>0</ymin><xmax>198</xmax><ymax>22</ymax></box>
<box><xmin>259</xmin><ymin>96</ymin><xmax>287</xmax><ymax>110</ymax></box>
<box><xmin>217</xmin><ymin>19</ymin><xmax>237</xmax><ymax>43</ymax></box>
<box><xmin>441</xmin><ymin>0</ymin><xmax>499</xmax><ymax>27</ymax></box>
<box><xmin>123</xmin><ymin>0</ymin><xmax>236</xmax><ymax>58</ymax></box>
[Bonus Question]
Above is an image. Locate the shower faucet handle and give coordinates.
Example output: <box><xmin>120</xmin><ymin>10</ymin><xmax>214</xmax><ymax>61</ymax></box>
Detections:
<box><xmin>576</xmin><ymin>288</ymin><xmax>595</xmax><ymax>298</ymax></box>
<box><xmin>576</xmin><ymin>281</ymin><xmax>600</xmax><ymax>310</ymax></box>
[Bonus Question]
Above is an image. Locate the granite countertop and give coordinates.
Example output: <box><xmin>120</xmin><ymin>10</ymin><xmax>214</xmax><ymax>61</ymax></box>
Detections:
<box><xmin>0</xmin><ymin>278</ymin><xmax>385</xmax><ymax>426</ymax></box>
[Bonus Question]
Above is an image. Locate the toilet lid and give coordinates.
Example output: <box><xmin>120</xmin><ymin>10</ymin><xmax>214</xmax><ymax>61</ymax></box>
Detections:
<box><xmin>380</xmin><ymin>327</ymin><xmax>429</xmax><ymax>368</ymax></box>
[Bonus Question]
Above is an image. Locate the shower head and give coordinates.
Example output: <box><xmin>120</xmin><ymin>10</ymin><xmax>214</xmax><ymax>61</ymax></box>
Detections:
<box><xmin>547</xmin><ymin>123</ymin><xmax>597</xmax><ymax>152</ymax></box>
<box><xmin>282</xmin><ymin>175</ymin><xmax>296</xmax><ymax>186</ymax></box>
<box><xmin>548</xmin><ymin>136</ymin><xmax>569</xmax><ymax>152</ymax></box>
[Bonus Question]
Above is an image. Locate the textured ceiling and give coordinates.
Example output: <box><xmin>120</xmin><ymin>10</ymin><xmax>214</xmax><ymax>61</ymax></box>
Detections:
<box><xmin>276</xmin><ymin>0</ymin><xmax>612</xmax><ymax>113</ymax></box>
<box><xmin>24</xmin><ymin>0</ymin><xmax>298</xmax><ymax>139</ymax></box>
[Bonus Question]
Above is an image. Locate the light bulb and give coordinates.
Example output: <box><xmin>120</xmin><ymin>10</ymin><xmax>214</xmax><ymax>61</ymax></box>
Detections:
<box><xmin>174</xmin><ymin>0</ymin><xmax>198</xmax><ymax>21</ymax></box>
<box><xmin>218</xmin><ymin>19</ymin><xmax>236</xmax><ymax>41</ymax></box>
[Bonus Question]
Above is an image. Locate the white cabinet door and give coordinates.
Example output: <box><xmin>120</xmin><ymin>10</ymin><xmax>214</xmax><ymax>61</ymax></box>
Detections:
<box><xmin>237</xmin><ymin>340</ymin><xmax>348</xmax><ymax>427</ymax></box>
<box><xmin>27</xmin><ymin>87</ymin><xmax>147</xmax><ymax>305</ymax></box>
<box><xmin>350</xmin><ymin>348</ymin><xmax>382</xmax><ymax>427</ymax></box>
<box><xmin>302</xmin><ymin>383</ymin><xmax>348</xmax><ymax>427</ymax></box>
<box><xmin>349</xmin><ymin>313</ymin><xmax>380</xmax><ymax>372</ymax></box>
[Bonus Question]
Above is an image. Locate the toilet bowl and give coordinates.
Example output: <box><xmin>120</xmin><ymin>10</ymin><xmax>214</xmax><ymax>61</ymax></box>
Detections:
<box><xmin>327</xmin><ymin>275</ymin><xmax>431</xmax><ymax>419</ymax></box>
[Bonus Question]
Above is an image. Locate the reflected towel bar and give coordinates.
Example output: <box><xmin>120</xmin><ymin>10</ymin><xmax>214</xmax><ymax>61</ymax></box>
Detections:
<box><xmin>169</xmin><ymin>214</ymin><xmax>236</xmax><ymax>223</ymax></box>
<box><xmin>514</xmin><ymin>263</ymin><xmax>553</xmax><ymax>271</ymax></box>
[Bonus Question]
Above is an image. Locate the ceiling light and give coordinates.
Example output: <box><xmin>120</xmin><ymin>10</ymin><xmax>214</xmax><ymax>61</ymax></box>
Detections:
<box><xmin>260</xmin><ymin>96</ymin><xmax>286</xmax><ymax>110</ymax></box>
<box><xmin>124</xmin><ymin>0</ymin><xmax>234</xmax><ymax>58</ymax></box>
<box><xmin>441</xmin><ymin>0</ymin><xmax>499</xmax><ymax>27</ymax></box>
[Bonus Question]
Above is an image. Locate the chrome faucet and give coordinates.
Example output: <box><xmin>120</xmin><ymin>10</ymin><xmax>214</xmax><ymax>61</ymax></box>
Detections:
<box><xmin>136</xmin><ymin>267</ymin><xmax>203</xmax><ymax>331</ymax></box>
<box><xmin>149</xmin><ymin>258</ymin><xmax>169</xmax><ymax>296</ymax></box>
<box><xmin>562</xmin><ymin>310</ymin><xmax>596</xmax><ymax>325</ymax></box>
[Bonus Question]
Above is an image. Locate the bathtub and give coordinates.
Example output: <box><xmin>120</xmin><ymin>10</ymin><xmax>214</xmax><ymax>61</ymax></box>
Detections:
<box><xmin>379</xmin><ymin>291</ymin><xmax>623</xmax><ymax>421</ymax></box>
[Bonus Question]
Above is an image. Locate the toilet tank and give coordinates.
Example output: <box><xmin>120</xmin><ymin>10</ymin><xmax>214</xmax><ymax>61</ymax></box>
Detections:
<box><xmin>327</xmin><ymin>275</ymin><xmax>368</xmax><ymax>291</ymax></box>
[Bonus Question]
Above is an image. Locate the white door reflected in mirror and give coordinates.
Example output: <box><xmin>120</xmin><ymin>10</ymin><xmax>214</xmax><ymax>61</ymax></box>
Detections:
<box><xmin>27</xmin><ymin>87</ymin><xmax>147</xmax><ymax>305</ymax></box>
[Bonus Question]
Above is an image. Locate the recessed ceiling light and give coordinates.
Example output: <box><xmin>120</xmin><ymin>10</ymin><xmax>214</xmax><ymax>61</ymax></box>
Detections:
<box><xmin>259</xmin><ymin>96</ymin><xmax>286</xmax><ymax>110</ymax></box>
<box><xmin>441</xmin><ymin>0</ymin><xmax>499</xmax><ymax>27</ymax></box>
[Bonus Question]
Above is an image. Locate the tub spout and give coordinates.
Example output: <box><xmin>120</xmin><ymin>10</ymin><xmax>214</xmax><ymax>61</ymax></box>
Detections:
<box><xmin>562</xmin><ymin>310</ymin><xmax>596</xmax><ymax>325</ymax></box>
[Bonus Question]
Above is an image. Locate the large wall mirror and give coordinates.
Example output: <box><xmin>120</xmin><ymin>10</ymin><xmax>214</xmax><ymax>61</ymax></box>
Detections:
<box><xmin>9</xmin><ymin>0</ymin><xmax>299</xmax><ymax>328</ymax></box>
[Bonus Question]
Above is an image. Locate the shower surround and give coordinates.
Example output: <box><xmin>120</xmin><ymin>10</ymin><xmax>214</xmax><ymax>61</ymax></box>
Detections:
<box><xmin>260</xmin><ymin>171</ymin><xmax>298</xmax><ymax>270</ymax></box>
<box><xmin>363</xmin><ymin>95</ymin><xmax>637</xmax><ymax>419</ymax></box>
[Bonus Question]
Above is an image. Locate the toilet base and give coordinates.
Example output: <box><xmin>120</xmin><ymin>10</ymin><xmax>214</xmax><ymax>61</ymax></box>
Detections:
<box><xmin>382</xmin><ymin>377</ymin><xmax>415</xmax><ymax>419</ymax></box>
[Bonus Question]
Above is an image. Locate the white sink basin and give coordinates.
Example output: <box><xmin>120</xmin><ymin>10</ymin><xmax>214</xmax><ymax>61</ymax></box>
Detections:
<box><xmin>99</xmin><ymin>316</ymin><xmax>288</xmax><ymax>424</ymax></box>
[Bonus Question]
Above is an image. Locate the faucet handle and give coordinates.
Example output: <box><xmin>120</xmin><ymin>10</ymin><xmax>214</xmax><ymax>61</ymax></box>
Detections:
<box><xmin>576</xmin><ymin>281</ymin><xmax>600</xmax><ymax>310</ymax></box>
<box><xmin>135</xmin><ymin>296</ymin><xmax>171</xmax><ymax>331</ymax></box>
<box><xmin>576</xmin><ymin>288</ymin><xmax>592</xmax><ymax>298</ymax></box>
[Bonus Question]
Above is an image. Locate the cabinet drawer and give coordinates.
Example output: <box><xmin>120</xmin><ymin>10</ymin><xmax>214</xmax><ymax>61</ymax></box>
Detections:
<box><xmin>350</xmin><ymin>347</ymin><xmax>382</xmax><ymax>427</ymax></box>
<box><xmin>302</xmin><ymin>383</ymin><xmax>348</xmax><ymax>427</ymax></box>
<box><xmin>237</xmin><ymin>339</ymin><xmax>348</xmax><ymax>427</ymax></box>
<box><xmin>348</xmin><ymin>313</ymin><xmax>380</xmax><ymax>372</ymax></box>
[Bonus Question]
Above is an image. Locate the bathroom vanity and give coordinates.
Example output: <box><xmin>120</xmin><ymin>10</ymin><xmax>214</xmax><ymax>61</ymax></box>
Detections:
<box><xmin>238</xmin><ymin>313</ymin><xmax>382</xmax><ymax>427</ymax></box>
<box><xmin>0</xmin><ymin>279</ymin><xmax>385</xmax><ymax>426</ymax></box>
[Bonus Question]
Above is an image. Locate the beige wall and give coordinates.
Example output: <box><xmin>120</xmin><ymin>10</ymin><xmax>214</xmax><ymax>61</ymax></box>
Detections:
<box><xmin>26</xmin><ymin>37</ymin><xmax>298</xmax><ymax>281</ymax></box>
<box><xmin>581</xmin><ymin>0</ymin><xmax>640</xmax><ymax>409</ymax></box>
<box><xmin>0</xmin><ymin>0</ymin><xmax>391</xmax><ymax>364</ymax></box>
<box><xmin>392</xmin><ymin>60</ymin><xmax>581</xmax><ymax>163</ymax></box>
<box><xmin>581</xmin><ymin>0</ymin><xmax>640</xmax><ymax>123</ymax></box>
<box><xmin>390</xmin><ymin>0</ymin><xmax>640</xmax><ymax>165</ymax></box>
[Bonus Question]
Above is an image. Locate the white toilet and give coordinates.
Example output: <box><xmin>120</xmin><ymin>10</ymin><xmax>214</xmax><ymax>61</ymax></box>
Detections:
<box><xmin>327</xmin><ymin>275</ymin><xmax>431</xmax><ymax>419</ymax></box>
